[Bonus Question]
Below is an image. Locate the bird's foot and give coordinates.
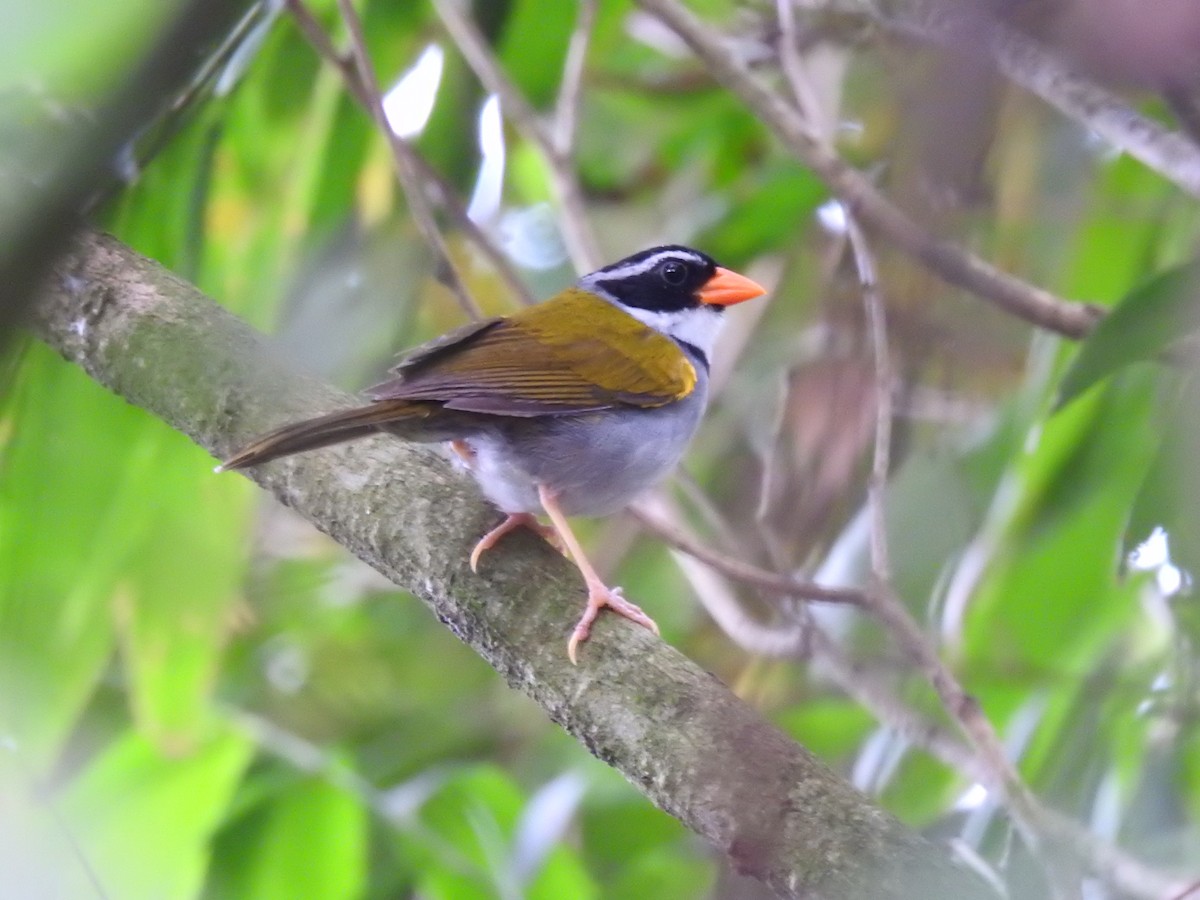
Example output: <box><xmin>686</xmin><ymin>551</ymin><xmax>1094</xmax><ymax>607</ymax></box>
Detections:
<box><xmin>470</xmin><ymin>513</ymin><xmax>564</xmax><ymax>572</ymax></box>
<box><xmin>567</xmin><ymin>586</ymin><xmax>660</xmax><ymax>665</ymax></box>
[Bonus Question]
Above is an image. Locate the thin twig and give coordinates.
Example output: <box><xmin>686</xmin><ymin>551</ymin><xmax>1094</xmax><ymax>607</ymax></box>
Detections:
<box><xmin>841</xmin><ymin>198</ymin><xmax>1140</xmax><ymax>898</ymax></box>
<box><xmin>630</xmin><ymin>501</ymin><xmax>866</xmax><ymax>605</ymax></box>
<box><xmin>669</xmin><ymin>548</ymin><xmax>812</xmax><ymax>655</ymax></box>
<box><xmin>845</xmin><ymin>214</ymin><xmax>893</xmax><ymax>585</ymax></box>
<box><xmin>334</xmin><ymin>0</ymin><xmax>483</xmax><ymax>320</ymax></box>
<box><xmin>774</xmin><ymin>0</ymin><xmax>824</xmax><ymax>142</ymax></box>
<box><xmin>286</xmin><ymin>0</ymin><xmax>535</xmax><ymax>308</ymax></box>
<box><xmin>803</xmin><ymin>621</ymin><xmax>986</xmax><ymax>780</ymax></box>
<box><xmin>546</xmin><ymin>0</ymin><xmax>604</xmax><ymax>272</ymax></box>
<box><xmin>553</xmin><ymin>0</ymin><xmax>597</xmax><ymax>157</ymax></box>
<box><xmin>645</xmin><ymin>489</ymin><xmax>1184</xmax><ymax>899</ymax></box>
<box><xmin>431</xmin><ymin>0</ymin><xmax>550</xmax><ymax>146</ymax></box>
<box><xmin>432</xmin><ymin>0</ymin><xmax>604</xmax><ymax>272</ymax></box>
<box><xmin>845</xmin><ymin>211</ymin><xmax>1106</xmax><ymax>896</ymax></box>
<box><xmin>639</xmin><ymin>493</ymin><xmax>989</xmax><ymax>785</ymax></box>
<box><xmin>416</xmin><ymin>159</ymin><xmax>537</xmax><ymax>306</ymax></box>
<box><xmin>545</xmin><ymin>148</ymin><xmax>605</xmax><ymax>272</ymax></box>
<box><xmin>636</xmin><ymin>0</ymin><xmax>1102</xmax><ymax>340</ymax></box>
<box><xmin>660</xmin><ymin>464</ymin><xmax>1178</xmax><ymax>899</ymax></box>
<box><xmin>814</xmin><ymin>0</ymin><xmax>1200</xmax><ymax>198</ymax></box>
<box><xmin>844</xmin><ymin>210</ymin><xmax>1132</xmax><ymax>897</ymax></box>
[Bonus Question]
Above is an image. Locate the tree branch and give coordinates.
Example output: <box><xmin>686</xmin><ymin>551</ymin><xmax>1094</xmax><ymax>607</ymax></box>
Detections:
<box><xmin>814</xmin><ymin>0</ymin><xmax>1200</xmax><ymax>198</ymax></box>
<box><xmin>29</xmin><ymin>230</ymin><xmax>995</xmax><ymax>900</ymax></box>
<box><xmin>284</xmin><ymin>0</ymin><xmax>536</xmax><ymax>308</ymax></box>
<box><xmin>334</xmin><ymin>0</ymin><xmax>483</xmax><ymax>321</ymax></box>
<box><xmin>635</xmin><ymin>0</ymin><xmax>1104</xmax><ymax>340</ymax></box>
<box><xmin>432</xmin><ymin>0</ymin><xmax>604</xmax><ymax>271</ymax></box>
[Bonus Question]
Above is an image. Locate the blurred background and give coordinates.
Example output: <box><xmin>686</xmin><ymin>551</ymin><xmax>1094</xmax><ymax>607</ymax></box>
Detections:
<box><xmin>2</xmin><ymin>0</ymin><xmax>1200</xmax><ymax>897</ymax></box>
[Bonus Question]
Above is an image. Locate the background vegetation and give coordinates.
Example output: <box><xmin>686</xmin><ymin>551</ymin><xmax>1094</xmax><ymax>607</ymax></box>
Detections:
<box><xmin>3</xmin><ymin>0</ymin><xmax>1200</xmax><ymax>897</ymax></box>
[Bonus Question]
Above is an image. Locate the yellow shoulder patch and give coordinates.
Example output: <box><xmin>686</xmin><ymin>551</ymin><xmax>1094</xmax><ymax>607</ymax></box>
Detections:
<box><xmin>514</xmin><ymin>289</ymin><xmax>696</xmax><ymax>406</ymax></box>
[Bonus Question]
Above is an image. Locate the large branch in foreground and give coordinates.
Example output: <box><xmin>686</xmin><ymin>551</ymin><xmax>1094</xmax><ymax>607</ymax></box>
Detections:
<box><xmin>31</xmin><ymin>231</ymin><xmax>992</xmax><ymax>900</ymax></box>
<box><xmin>636</xmin><ymin>0</ymin><xmax>1103</xmax><ymax>341</ymax></box>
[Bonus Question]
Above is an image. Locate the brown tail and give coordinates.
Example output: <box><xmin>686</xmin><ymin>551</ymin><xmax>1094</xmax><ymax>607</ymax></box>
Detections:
<box><xmin>219</xmin><ymin>401</ymin><xmax>429</xmax><ymax>471</ymax></box>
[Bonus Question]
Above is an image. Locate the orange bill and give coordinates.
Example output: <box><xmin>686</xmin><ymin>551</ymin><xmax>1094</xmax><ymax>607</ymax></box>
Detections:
<box><xmin>697</xmin><ymin>267</ymin><xmax>767</xmax><ymax>306</ymax></box>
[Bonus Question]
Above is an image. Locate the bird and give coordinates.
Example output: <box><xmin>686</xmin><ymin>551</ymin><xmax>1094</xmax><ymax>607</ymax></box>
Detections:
<box><xmin>219</xmin><ymin>245</ymin><xmax>767</xmax><ymax>662</ymax></box>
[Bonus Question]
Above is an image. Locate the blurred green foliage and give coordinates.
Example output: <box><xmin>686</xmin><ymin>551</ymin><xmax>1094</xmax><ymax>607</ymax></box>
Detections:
<box><xmin>3</xmin><ymin>0</ymin><xmax>1200</xmax><ymax>897</ymax></box>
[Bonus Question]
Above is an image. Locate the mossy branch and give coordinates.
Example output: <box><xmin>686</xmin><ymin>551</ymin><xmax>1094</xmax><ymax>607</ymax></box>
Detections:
<box><xmin>30</xmin><ymin>231</ymin><xmax>993</xmax><ymax>900</ymax></box>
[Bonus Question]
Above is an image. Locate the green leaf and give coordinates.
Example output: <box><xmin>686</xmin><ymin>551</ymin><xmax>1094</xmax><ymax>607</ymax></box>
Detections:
<box><xmin>883</xmin><ymin>753</ymin><xmax>961</xmax><ymax>826</ymax></box>
<box><xmin>497</xmin><ymin>0</ymin><xmax>578</xmax><ymax>108</ymax></box>
<box><xmin>0</xmin><ymin>341</ymin><xmax>252</xmax><ymax>757</ymax></box>
<box><xmin>1057</xmin><ymin>263</ymin><xmax>1200</xmax><ymax>409</ymax></box>
<box><xmin>1124</xmin><ymin>375</ymin><xmax>1200</xmax><ymax>586</ymax></box>
<box><xmin>0</xmin><ymin>345</ymin><xmax>138</xmax><ymax>759</ymax></box>
<box><xmin>528</xmin><ymin>847</ymin><xmax>598</xmax><ymax>900</ymax></box>
<box><xmin>60</xmin><ymin>728</ymin><xmax>253</xmax><ymax>900</ymax></box>
<box><xmin>416</xmin><ymin>765</ymin><xmax>526</xmax><ymax>890</ymax></box>
<box><xmin>0</xmin><ymin>0</ymin><xmax>170</xmax><ymax>97</ymax></box>
<box><xmin>210</xmin><ymin>777</ymin><xmax>368</xmax><ymax>900</ymax></box>
<box><xmin>698</xmin><ymin>165</ymin><xmax>826</xmax><ymax>263</ymax></box>
<box><xmin>114</xmin><ymin>427</ymin><xmax>253</xmax><ymax>748</ymax></box>
<box><xmin>961</xmin><ymin>369</ymin><xmax>1161</xmax><ymax>784</ymax></box>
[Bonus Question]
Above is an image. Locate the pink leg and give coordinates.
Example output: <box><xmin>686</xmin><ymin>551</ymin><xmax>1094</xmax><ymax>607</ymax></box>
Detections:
<box><xmin>470</xmin><ymin>512</ymin><xmax>563</xmax><ymax>572</ymax></box>
<box><xmin>537</xmin><ymin>485</ymin><xmax>660</xmax><ymax>664</ymax></box>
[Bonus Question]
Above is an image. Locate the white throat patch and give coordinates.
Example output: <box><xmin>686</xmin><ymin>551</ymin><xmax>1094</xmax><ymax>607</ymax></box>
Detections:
<box><xmin>619</xmin><ymin>304</ymin><xmax>724</xmax><ymax>362</ymax></box>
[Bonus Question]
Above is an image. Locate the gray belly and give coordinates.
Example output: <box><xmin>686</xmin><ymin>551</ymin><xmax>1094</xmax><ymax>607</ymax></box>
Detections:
<box><xmin>459</xmin><ymin>385</ymin><xmax>706</xmax><ymax>517</ymax></box>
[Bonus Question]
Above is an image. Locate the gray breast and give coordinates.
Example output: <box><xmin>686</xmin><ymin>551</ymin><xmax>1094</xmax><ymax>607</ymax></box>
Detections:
<box><xmin>463</xmin><ymin>363</ymin><xmax>710</xmax><ymax>517</ymax></box>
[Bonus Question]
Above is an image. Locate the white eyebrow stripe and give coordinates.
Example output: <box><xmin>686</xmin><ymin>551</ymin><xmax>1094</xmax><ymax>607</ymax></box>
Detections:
<box><xmin>592</xmin><ymin>249</ymin><xmax>706</xmax><ymax>281</ymax></box>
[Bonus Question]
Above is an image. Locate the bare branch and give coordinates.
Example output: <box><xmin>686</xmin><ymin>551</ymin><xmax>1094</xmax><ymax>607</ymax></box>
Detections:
<box><xmin>637</xmin><ymin>494</ymin><xmax>986</xmax><ymax>777</ymax></box>
<box><xmin>432</xmin><ymin>0</ymin><xmax>604</xmax><ymax>272</ymax></box>
<box><xmin>636</xmin><ymin>0</ymin><xmax>1103</xmax><ymax>340</ymax></box>
<box><xmin>554</xmin><ymin>0</ymin><xmax>598</xmax><ymax>157</ymax></box>
<box><xmin>631</xmin><ymin>501</ymin><xmax>866</xmax><ymax>606</ymax></box>
<box><xmin>802</xmin><ymin>623</ymin><xmax>985</xmax><ymax>779</ymax></box>
<box><xmin>816</xmin><ymin>0</ymin><xmax>1200</xmax><ymax>198</ymax></box>
<box><xmin>285</xmin><ymin>0</ymin><xmax>535</xmax><ymax>309</ymax></box>
<box><xmin>638</xmin><ymin>494</ymin><xmax>996</xmax><ymax>800</ymax></box>
<box><xmin>774</xmin><ymin>0</ymin><xmax>824</xmax><ymax>142</ymax></box>
<box><xmin>842</xmin><ymin>215</ymin><xmax>894</xmax><ymax>587</ymax></box>
<box><xmin>431</xmin><ymin>0</ymin><xmax>551</xmax><ymax>147</ymax></box>
<box><xmin>644</xmin><ymin>485</ymin><xmax>1186</xmax><ymax>899</ymax></box>
<box><xmin>334</xmin><ymin>0</ymin><xmax>483</xmax><ymax>321</ymax></box>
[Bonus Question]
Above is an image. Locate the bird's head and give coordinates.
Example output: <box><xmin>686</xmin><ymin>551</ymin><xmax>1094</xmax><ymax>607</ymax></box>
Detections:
<box><xmin>578</xmin><ymin>245</ymin><xmax>766</xmax><ymax>364</ymax></box>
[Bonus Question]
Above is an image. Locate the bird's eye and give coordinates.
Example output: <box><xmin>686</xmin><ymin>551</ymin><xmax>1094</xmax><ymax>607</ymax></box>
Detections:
<box><xmin>660</xmin><ymin>260</ymin><xmax>687</xmax><ymax>285</ymax></box>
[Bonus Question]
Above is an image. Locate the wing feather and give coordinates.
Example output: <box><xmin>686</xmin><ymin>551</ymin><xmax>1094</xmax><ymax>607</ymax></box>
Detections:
<box><xmin>365</xmin><ymin>289</ymin><xmax>696</xmax><ymax>416</ymax></box>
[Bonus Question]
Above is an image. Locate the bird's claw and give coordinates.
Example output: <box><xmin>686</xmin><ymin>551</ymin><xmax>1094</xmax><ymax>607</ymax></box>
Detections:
<box><xmin>566</xmin><ymin>586</ymin><xmax>659</xmax><ymax>665</ymax></box>
<box><xmin>471</xmin><ymin>513</ymin><xmax>566</xmax><ymax>573</ymax></box>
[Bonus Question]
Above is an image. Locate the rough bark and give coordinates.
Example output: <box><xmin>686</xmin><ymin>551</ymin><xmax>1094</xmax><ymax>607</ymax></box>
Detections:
<box><xmin>29</xmin><ymin>231</ymin><xmax>994</xmax><ymax>900</ymax></box>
